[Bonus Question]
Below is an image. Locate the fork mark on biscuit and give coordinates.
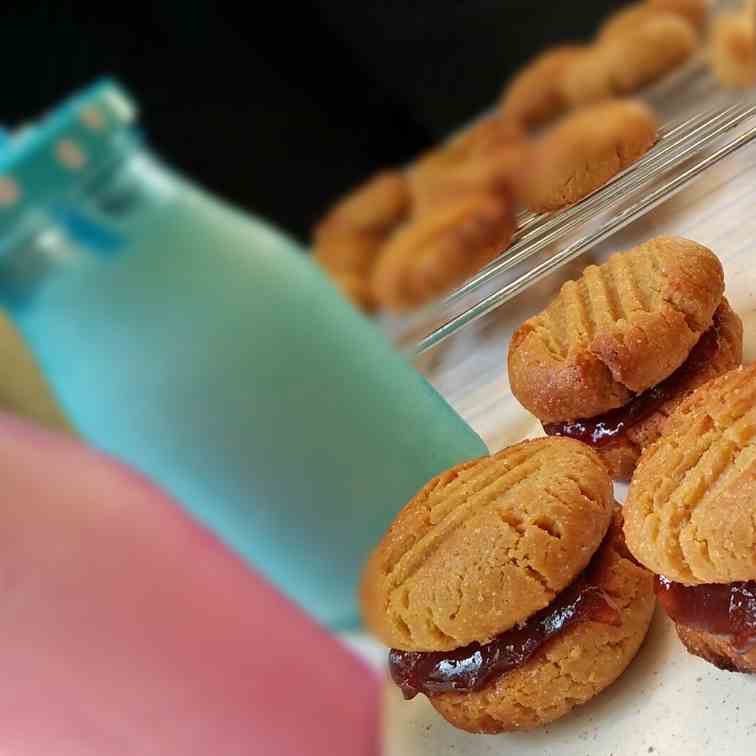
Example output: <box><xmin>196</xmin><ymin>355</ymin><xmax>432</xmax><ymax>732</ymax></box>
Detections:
<box><xmin>612</xmin><ymin>250</ymin><xmax>646</xmax><ymax>316</ymax></box>
<box><xmin>387</xmin><ymin>452</ymin><xmax>549</xmax><ymax>589</ymax></box>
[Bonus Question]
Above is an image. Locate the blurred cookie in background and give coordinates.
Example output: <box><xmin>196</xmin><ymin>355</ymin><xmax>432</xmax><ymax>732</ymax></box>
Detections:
<box><xmin>563</xmin><ymin>14</ymin><xmax>698</xmax><ymax>106</ymax></box>
<box><xmin>710</xmin><ymin>1</ymin><xmax>756</xmax><ymax>87</ymax></box>
<box><xmin>312</xmin><ymin>171</ymin><xmax>411</xmax><ymax>312</ymax></box>
<box><xmin>517</xmin><ymin>99</ymin><xmax>658</xmax><ymax>213</ymax></box>
<box><xmin>498</xmin><ymin>45</ymin><xmax>588</xmax><ymax>130</ymax></box>
<box><xmin>408</xmin><ymin>115</ymin><xmax>525</xmax><ymax>214</ymax></box>
<box><xmin>371</xmin><ymin>193</ymin><xmax>516</xmax><ymax>313</ymax></box>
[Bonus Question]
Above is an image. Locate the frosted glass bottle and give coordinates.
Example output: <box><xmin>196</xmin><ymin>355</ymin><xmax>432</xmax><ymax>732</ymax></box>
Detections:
<box><xmin>0</xmin><ymin>80</ymin><xmax>486</xmax><ymax>628</ymax></box>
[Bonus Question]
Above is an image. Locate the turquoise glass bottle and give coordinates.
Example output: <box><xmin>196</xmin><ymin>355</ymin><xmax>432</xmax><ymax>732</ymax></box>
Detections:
<box><xmin>0</xmin><ymin>80</ymin><xmax>486</xmax><ymax>628</ymax></box>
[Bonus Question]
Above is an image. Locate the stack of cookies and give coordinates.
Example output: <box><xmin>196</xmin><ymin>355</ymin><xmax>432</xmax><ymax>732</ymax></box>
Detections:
<box><xmin>508</xmin><ymin>236</ymin><xmax>742</xmax><ymax>481</ymax></box>
<box><xmin>624</xmin><ymin>362</ymin><xmax>756</xmax><ymax>673</ymax></box>
<box><xmin>361</xmin><ymin>438</ymin><xmax>656</xmax><ymax>732</ymax></box>
<box><xmin>360</xmin><ymin>234</ymin><xmax>756</xmax><ymax>735</ymax></box>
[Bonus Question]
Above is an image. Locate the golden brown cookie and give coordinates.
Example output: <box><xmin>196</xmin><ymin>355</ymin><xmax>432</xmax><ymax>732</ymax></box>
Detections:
<box><xmin>361</xmin><ymin>437</ymin><xmax>613</xmax><ymax>652</ymax></box>
<box><xmin>498</xmin><ymin>45</ymin><xmax>587</xmax><ymax>129</ymax></box>
<box><xmin>431</xmin><ymin>509</ymin><xmax>656</xmax><ymax>732</ymax></box>
<box><xmin>508</xmin><ymin>236</ymin><xmax>724</xmax><ymax>424</ymax></box>
<box><xmin>592</xmin><ymin>298</ymin><xmax>743</xmax><ymax>481</ymax></box>
<box><xmin>313</xmin><ymin>233</ymin><xmax>387</xmax><ymax>312</ymax></box>
<box><xmin>710</xmin><ymin>10</ymin><xmax>756</xmax><ymax>88</ymax></box>
<box><xmin>409</xmin><ymin>144</ymin><xmax>526</xmax><ymax>215</ymax></box>
<box><xmin>649</xmin><ymin>0</ymin><xmax>708</xmax><ymax>28</ymax></box>
<box><xmin>517</xmin><ymin>99</ymin><xmax>657</xmax><ymax>213</ymax></box>
<box><xmin>598</xmin><ymin>3</ymin><xmax>670</xmax><ymax>41</ymax></box>
<box><xmin>371</xmin><ymin>193</ymin><xmax>516</xmax><ymax>313</ymax></box>
<box><xmin>624</xmin><ymin>362</ymin><xmax>756</xmax><ymax>585</ymax></box>
<box><xmin>675</xmin><ymin>624</ymin><xmax>756</xmax><ymax>673</ymax></box>
<box><xmin>408</xmin><ymin>117</ymin><xmax>524</xmax><ymax>213</ymax></box>
<box><xmin>599</xmin><ymin>0</ymin><xmax>706</xmax><ymax>41</ymax></box>
<box><xmin>446</xmin><ymin>114</ymin><xmax>524</xmax><ymax>159</ymax></box>
<box><xmin>562</xmin><ymin>17</ymin><xmax>697</xmax><ymax>107</ymax></box>
<box><xmin>313</xmin><ymin>232</ymin><xmax>385</xmax><ymax>278</ymax></box>
<box><xmin>328</xmin><ymin>270</ymin><xmax>378</xmax><ymax>313</ymax></box>
<box><xmin>314</xmin><ymin>170</ymin><xmax>410</xmax><ymax>241</ymax></box>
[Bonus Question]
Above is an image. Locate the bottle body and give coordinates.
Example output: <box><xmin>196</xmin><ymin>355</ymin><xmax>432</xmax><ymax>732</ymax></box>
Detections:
<box><xmin>2</xmin><ymin>150</ymin><xmax>486</xmax><ymax>628</ymax></box>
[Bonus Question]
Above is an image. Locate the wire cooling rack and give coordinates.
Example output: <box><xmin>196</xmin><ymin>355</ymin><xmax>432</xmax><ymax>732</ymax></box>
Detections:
<box><xmin>384</xmin><ymin>93</ymin><xmax>756</xmax><ymax>355</ymax></box>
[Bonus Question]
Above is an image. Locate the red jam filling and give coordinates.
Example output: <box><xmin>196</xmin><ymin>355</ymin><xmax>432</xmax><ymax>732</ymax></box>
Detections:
<box><xmin>389</xmin><ymin>573</ymin><xmax>621</xmax><ymax>700</ymax></box>
<box><xmin>543</xmin><ymin>312</ymin><xmax>722</xmax><ymax>447</ymax></box>
<box><xmin>655</xmin><ymin>576</ymin><xmax>756</xmax><ymax>654</ymax></box>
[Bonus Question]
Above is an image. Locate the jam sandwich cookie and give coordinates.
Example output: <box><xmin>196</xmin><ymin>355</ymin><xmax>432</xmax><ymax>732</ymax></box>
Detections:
<box><xmin>361</xmin><ymin>438</ymin><xmax>655</xmax><ymax>732</ymax></box>
<box><xmin>624</xmin><ymin>363</ymin><xmax>756</xmax><ymax>673</ymax></box>
<box><xmin>508</xmin><ymin>236</ymin><xmax>742</xmax><ymax>480</ymax></box>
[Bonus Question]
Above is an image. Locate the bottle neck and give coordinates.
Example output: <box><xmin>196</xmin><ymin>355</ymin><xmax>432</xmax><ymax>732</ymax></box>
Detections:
<box><xmin>0</xmin><ymin>147</ymin><xmax>176</xmax><ymax>309</ymax></box>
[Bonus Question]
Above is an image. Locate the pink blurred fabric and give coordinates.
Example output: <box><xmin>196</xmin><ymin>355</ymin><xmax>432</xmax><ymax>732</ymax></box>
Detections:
<box><xmin>0</xmin><ymin>414</ymin><xmax>380</xmax><ymax>755</ymax></box>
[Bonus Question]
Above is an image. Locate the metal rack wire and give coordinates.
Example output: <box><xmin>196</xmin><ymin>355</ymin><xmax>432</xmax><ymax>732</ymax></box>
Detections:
<box><xmin>385</xmin><ymin>94</ymin><xmax>756</xmax><ymax>355</ymax></box>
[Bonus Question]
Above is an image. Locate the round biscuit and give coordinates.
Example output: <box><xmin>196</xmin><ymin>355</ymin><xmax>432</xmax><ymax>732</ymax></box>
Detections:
<box><xmin>592</xmin><ymin>298</ymin><xmax>743</xmax><ymax>480</ymax></box>
<box><xmin>710</xmin><ymin>10</ymin><xmax>756</xmax><ymax>89</ymax></box>
<box><xmin>508</xmin><ymin>236</ymin><xmax>725</xmax><ymax>424</ymax></box>
<box><xmin>517</xmin><ymin>99</ymin><xmax>657</xmax><ymax>213</ymax></box>
<box><xmin>360</xmin><ymin>437</ymin><xmax>613</xmax><ymax>651</ymax></box>
<box><xmin>624</xmin><ymin>362</ymin><xmax>756</xmax><ymax>584</ymax></box>
<box><xmin>314</xmin><ymin>170</ymin><xmax>410</xmax><ymax>240</ymax></box>
<box><xmin>599</xmin><ymin>0</ymin><xmax>706</xmax><ymax>41</ymax></box>
<box><xmin>371</xmin><ymin>193</ymin><xmax>515</xmax><ymax>313</ymax></box>
<box><xmin>431</xmin><ymin>509</ymin><xmax>655</xmax><ymax>732</ymax></box>
<box><xmin>648</xmin><ymin>0</ymin><xmax>707</xmax><ymax>30</ymax></box>
<box><xmin>498</xmin><ymin>45</ymin><xmax>587</xmax><ymax>128</ymax></box>
<box><xmin>675</xmin><ymin>623</ymin><xmax>756</xmax><ymax>673</ymax></box>
<box><xmin>562</xmin><ymin>18</ymin><xmax>697</xmax><ymax>107</ymax></box>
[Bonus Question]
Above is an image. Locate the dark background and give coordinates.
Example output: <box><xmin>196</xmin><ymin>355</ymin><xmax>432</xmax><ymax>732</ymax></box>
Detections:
<box><xmin>3</xmin><ymin>1</ymin><xmax>624</xmax><ymax>242</ymax></box>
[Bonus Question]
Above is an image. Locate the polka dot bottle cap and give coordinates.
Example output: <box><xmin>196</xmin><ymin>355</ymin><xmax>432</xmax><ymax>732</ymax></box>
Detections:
<box><xmin>0</xmin><ymin>78</ymin><xmax>138</xmax><ymax>251</ymax></box>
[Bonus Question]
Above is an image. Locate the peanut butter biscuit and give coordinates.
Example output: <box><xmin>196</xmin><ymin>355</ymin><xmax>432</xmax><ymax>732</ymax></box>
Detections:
<box><xmin>517</xmin><ymin>100</ymin><xmax>657</xmax><ymax>213</ymax></box>
<box><xmin>371</xmin><ymin>193</ymin><xmax>515</xmax><ymax>313</ymax></box>
<box><xmin>361</xmin><ymin>437</ymin><xmax>613</xmax><ymax>652</ymax></box>
<box><xmin>599</xmin><ymin>0</ymin><xmax>706</xmax><ymax>41</ymax></box>
<box><xmin>624</xmin><ymin>363</ymin><xmax>756</xmax><ymax>585</ymax></box>
<box><xmin>562</xmin><ymin>17</ymin><xmax>697</xmax><ymax>107</ymax></box>
<box><xmin>591</xmin><ymin>298</ymin><xmax>742</xmax><ymax>480</ymax></box>
<box><xmin>408</xmin><ymin>117</ymin><xmax>524</xmax><ymax>213</ymax></box>
<box><xmin>508</xmin><ymin>236</ymin><xmax>724</xmax><ymax>424</ymax></box>
<box><xmin>498</xmin><ymin>45</ymin><xmax>587</xmax><ymax>129</ymax></box>
<box><xmin>648</xmin><ymin>0</ymin><xmax>708</xmax><ymax>30</ymax></box>
<box><xmin>676</xmin><ymin>624</ymin><xmax>756</xmax><ymax>673</ymax></box>
<box><xmin>328</xmin><ymin>270</ymin><xmax>378</xmax><ymax>313</ymax></box>
<box><xmin>710</xmin><ymin>9</ymin><xmax>756</xmax><ymax>88</ymax></box>
<box><xmin>313</xmin><ymin>232</ymin><xmax>385</xmax><ymax>278</ymax></box>
<box><xmin>432</xmin><ymin>510</ymin><xmax>655</xmax><ymax>732</ymax></box>
<box><xmin>314</xmin><ymin>170</ymin><xmax>410</xmax><ymax>241</ymax></box>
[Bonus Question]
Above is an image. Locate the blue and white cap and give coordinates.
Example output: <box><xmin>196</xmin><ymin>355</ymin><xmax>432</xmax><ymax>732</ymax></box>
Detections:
<box><xmin>0</xmin><ymin>79</ymin><xmax>139</xmax><ymax>248</ymax></box>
